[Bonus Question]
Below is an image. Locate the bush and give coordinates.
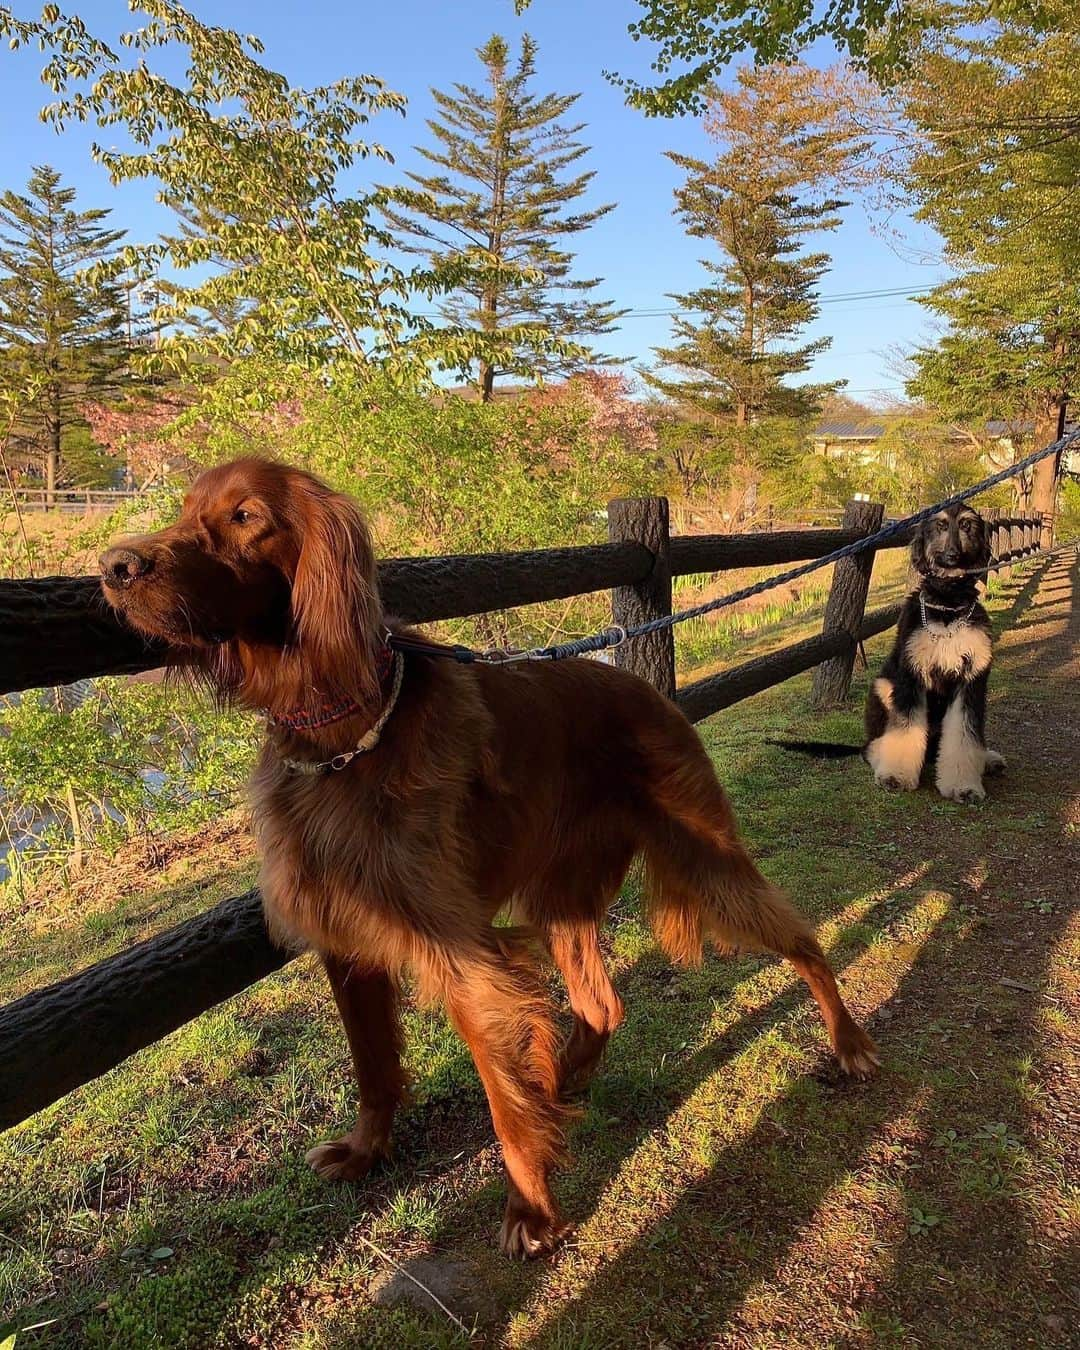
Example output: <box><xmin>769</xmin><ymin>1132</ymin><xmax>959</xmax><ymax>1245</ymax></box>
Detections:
<box><xmin>0</xmin><ymin>680</ymin><xmax>259</xmax><ymax>893</ymax></box>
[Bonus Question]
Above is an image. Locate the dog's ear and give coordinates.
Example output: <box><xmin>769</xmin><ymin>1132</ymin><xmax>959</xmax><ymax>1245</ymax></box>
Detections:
<box><xmin>910</xmin><ymin>521</ymin><xmax>930</xmax><ymax>576</ymax></box>
<box><xmin>290</xmin><ymin>478</ymin><xmax>383</xmax><ymax>702</ymax></box>
<box><xmin>973</xmin><ymin>514</ymin><xmax>992</xmax><ymax>573</ymax></box>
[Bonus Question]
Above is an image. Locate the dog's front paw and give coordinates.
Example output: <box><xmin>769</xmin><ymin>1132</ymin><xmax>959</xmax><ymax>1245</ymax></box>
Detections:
<box><xmin>984</xmin><ymin>750</ymin><xmax>1007</xmax><ymax>777</ymax></box>
<box><xmin>305</xmin><ymin>1136</ymin><xmax>386</xmax><ymax>1182</ymax></box>
<box><xmin>499</xmin><ymin>1204</ymin><xmax>572</xmax><ymax>1260</ymax></box>
<box><xmin>875</xmin><ymin>773</ymin><xmax>917</xmax><ymax>792</ymax></box>
<box><xmin>940</xmin><ymin>783</ymin><xmax>985</xmax><ymax>804</ymax></box>
<box><xmin>833</xmin><ymin>1020</ymin><xmax>881</xmax><ymax>1080</ymax></box>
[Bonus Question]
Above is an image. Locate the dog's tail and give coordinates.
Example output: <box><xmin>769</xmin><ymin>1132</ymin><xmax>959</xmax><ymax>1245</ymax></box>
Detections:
<box><xmin>638</xmin><ymin>726</ymin><xmax>880</xmax><ymax>1076</ymax></box>
<box><xmin>766</xmin><ymin>738</ymin><xmax>863</xmax><ymax>759</ymax></box>
<box><xmin>643</xmin><ymin>822</ymin><xmax>821</xmax><ymax>967</ymax></box>
<box><xmin>638</xmin><ymin>732</ymin><xmax>822</xmax><ymax>967</ymax></box>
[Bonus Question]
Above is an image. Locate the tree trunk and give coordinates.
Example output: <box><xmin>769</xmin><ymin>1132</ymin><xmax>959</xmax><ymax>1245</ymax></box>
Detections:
<box><xmin>479</xmin><ymin>349</ymin><xmax>496</xmax><ymax>403</ymax></box>
<box><xmin>1030</xmin><ymin>394</ymin><xmax>1066</xmax><ymax>549</ymax></box>
<box><xmin>45</xmin><ymin>375</ymin><xmax>61</xmax><ymax>510</ymax></box>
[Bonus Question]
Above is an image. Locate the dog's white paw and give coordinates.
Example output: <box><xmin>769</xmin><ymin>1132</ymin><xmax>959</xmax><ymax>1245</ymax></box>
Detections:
<box><xmin>875</xmin><ymin>773</ymin><xmax>918</xmax><ymax>792</ymax></box>
<box><xmin>940</xmin><ymin>782</ymin><xmax>985</xmax><ymax>804</ymax></box>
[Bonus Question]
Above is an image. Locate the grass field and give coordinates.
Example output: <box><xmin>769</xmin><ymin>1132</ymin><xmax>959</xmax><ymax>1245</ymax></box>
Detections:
<box><xmin>1</xmin><ymin>554</ymin><xmax>1076</xmax><ymax>1348</ymax></box>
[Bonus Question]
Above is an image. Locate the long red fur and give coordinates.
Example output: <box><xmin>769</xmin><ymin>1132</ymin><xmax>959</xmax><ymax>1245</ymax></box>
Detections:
<box><xmin>100</xmin><ymin>457</ymin><xmax>879</xmax><ymax>1259</ymax></box>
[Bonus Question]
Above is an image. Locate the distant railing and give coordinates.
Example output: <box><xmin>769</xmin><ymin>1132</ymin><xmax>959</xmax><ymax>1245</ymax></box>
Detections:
<box><xmin>6</xmin><ymin>487</ymin><xmax>139</xmax><ymax>513</ymax></box>
<box><xmin>0</xmin><ymin>496</ymin><xmax>1047</xmax><ymax>1131</ymax></box>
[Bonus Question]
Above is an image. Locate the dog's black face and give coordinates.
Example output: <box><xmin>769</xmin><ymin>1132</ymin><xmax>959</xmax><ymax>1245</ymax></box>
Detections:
<box><xmin>912</xmin><ymin>504</ymin><xmax>990</xmax><ymax>581</ymax></box>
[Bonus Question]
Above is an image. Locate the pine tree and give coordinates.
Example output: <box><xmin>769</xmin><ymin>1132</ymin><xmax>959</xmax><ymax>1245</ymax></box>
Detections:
<box><xmin>382</xmin><ymin>34</ymin><xmax>624</xmax><ymax>400</ymax></box>
<box><xmin>0</xmin><ymin>165</ymin><xmax>126</xmax><ymax>496</ymax></box>
<box><xmin>648</xmin><ymin>67</ymin><xmax>858</xmax><ymax>431</ymax></box>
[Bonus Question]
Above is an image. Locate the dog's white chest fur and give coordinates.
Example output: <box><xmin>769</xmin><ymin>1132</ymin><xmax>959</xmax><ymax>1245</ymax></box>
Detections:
<box><xmin>905</xmin><ymin>621</ymin><xmax>991</xmax><ymax>684</ymax></box>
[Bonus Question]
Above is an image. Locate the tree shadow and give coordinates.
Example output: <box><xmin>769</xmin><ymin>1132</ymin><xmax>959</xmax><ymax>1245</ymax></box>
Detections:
<box><xmin>521</xmin><ymin>878</ymin><xmax>1077</xmax><ymax>1348</ymax></box>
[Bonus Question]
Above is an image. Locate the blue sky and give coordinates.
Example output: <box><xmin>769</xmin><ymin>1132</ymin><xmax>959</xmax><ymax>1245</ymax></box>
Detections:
<box><xmin>0</xmin><ymin>0</ymin><xmax>949</xmax><ymax>405</ymax></box>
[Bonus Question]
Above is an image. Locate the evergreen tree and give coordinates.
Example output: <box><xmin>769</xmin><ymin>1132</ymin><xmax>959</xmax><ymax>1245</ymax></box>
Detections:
<box><xmin>648</xmin><ymin>67</ymin><xmax>858</xmax><ymax>430</ymax></box>
<box><xmin>0</xmin><ymin>165</ymin><xmax>126</xmax><ymax>494</ymax></box>
<box><xmin>383</xmin><ymin>34</ymin><xmax>624</xmax><ymax>400</ymax></box>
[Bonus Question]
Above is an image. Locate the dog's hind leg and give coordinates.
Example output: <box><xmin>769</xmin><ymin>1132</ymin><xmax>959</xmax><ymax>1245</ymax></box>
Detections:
<box><xmin>865</xmin><ymin>678</ymin><xmax>928</xmax><ymax>791</ymax></box>
<box><xmin>545</xmin><ymin>919</ymin><xmax>624</xmax><ymax>1097</ymax></box>
<box><xmin>306</xmin><ymin>957</ymin><xmax>407</xmax><ymax>1182</ymax></box>
<box><xmin>984</xmin><ymin>749</ymin><xmax>1007</xmax><ymax>776</ymax></box>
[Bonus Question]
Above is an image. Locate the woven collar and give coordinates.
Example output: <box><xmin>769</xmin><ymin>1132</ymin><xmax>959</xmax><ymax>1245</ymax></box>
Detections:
<box><xmin>278</xmin><ymin>651</ymin><xmax>405</xmax><ymax>775</ymax></box>
<box><xmin>268</xmin><ymin>644</ymin><xmax>394</xmax><ymax>731</ymax></box>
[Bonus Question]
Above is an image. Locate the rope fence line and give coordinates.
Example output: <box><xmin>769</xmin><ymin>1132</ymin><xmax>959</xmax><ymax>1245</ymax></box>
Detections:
<box><xmin>419</xmin><ymin>427</ymin><xmax>1078</xmax><ymax>666</ymax></box>
<box><xmin>983</xmin><ymin>539</ymin><xmax>1078</xmax><ymax>575</ymax></box>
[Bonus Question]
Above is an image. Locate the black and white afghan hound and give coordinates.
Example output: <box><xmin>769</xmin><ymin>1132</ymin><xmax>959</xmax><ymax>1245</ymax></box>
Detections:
<box><xmin>775</xmin><ymin>503</ymin><xmax>1006</xmax><ymax>804</ymax></box>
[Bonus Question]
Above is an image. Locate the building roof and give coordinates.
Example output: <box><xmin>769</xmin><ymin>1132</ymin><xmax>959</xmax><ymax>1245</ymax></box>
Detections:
<box><xmin>812</xmin><ymin>419</ymin><xmax>1078</xmax><ymax>441</ymax></box>
<box><xmin>812</xmin><ymin>423</ymin><xmax>886</xmax><ymax>439</ymax></box>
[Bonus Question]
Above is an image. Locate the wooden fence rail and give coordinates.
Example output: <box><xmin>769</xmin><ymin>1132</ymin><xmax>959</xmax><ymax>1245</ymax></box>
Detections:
<box><xmin>6</xmin><ymin>487</ymin><xmax>140</xmax><ymax>513</ymax></box>
<box><xmin>0</xmin><ymin>497</ymin><xmax>1045</xmax><ymax>1131</ymax></box>
<box><xmin>0</xmin><ymin>525</ymin><xmax>874</xmax><ymax>696</ymax></box>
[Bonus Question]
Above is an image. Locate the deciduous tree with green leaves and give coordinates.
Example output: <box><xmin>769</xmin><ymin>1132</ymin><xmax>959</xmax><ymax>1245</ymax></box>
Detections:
<box><xmin>903</xmin><ymin>0</ymin><xmax>1080</xmax><ymax>542</ymax></box>
<box><xmin>517</xmin><ymin>0</ymin><xmax>927</xmax><ymax>114</ymax></box>
<box><xmin>1</xmin><ymin>1</ymin><xmax>571</xmax><ymax>387</ymax></box>
<box><xmin>0</xmin><ymin>164</ymin><xmax>126</xmax><ymax>495</ymax></box>
<box><xmin>382</xmin><ymin>33</ymin><xmax>623</xmax><ymax>400</ymax></box>
<box><xmin>521</xmin><ymin>0</ymin><xmax>1068</xmax><ymax>116</ymax></box>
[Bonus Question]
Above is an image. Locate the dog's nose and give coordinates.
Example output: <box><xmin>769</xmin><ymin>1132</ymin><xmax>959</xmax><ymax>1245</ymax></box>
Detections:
<box><xmin>939</xmin><ymin>551</ymin><xmax>960</xmax><ymax>567</ymax></box>
<box><xmin>100</xmin><ymin>546</ymin><xmax>154</xmax><ymax>589</ymax></box>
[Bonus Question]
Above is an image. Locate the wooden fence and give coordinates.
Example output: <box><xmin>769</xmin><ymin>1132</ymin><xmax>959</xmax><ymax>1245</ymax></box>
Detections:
<box><xmin>0</xmin><ymin>498</ymin><xmax>1045</xmax><ymax>1130</ymax></box>
<box><xmin>6</xmin><ymin>487</ymin><xmax>140</xmax><ymax>513</ymax></box>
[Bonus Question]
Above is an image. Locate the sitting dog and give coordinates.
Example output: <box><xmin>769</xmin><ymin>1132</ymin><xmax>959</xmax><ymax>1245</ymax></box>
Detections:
<box><xmin>865</xmin><ymin>503</ymin><xmax>1004</xmax><ymax>802</ymax></box>
<box><xmin>773</xmin><ymin>503</ymin><xmax>1004</xmax><ymax>803</ymax></box>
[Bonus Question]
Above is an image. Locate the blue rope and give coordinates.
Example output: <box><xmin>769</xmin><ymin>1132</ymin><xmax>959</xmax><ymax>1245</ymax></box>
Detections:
<box><xmin>395</xmin><ymin>426</ymin><xmax>1079</xmax><ymax>665</ymax></box>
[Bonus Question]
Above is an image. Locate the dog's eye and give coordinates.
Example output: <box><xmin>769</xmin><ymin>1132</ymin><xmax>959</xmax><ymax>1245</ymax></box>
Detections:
<box><xmin>232</xmin><ymin>508</ymin><xmax>252</xmax><ymax>525</ymax></box>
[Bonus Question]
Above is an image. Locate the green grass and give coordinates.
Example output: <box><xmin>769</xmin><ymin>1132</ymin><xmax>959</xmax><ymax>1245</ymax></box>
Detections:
<box><xmin>1</xmin><ymin>556</ymin><xmax>1075</xmax><ymax>1348</ymax></box>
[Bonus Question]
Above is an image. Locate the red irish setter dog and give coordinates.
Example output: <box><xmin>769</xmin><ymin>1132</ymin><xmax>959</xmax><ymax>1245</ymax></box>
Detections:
<box><xmin>100</xmin><ymin>458</ymin><xmax>879</xmax><ymax>1258</ymax></box>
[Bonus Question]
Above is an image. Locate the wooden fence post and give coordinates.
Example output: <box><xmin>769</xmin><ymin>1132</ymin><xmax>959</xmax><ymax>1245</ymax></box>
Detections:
<box><xmin>998</xmin><ymin>510</ymin><xmax>1014</xmax><ymax>577</ymax></box>
<box><xmin>985</xmin><ymin>508</ymin><xmax>1000</xmax><ymax>568</ymax></box>
<box><xmin>608</xmin><ymin>496</ymin><xmax>675</xmax><ymax>700</ymax></box>
<box><xmin>811</xmin><ymin>498</ymin><xmax>884</xmax><ymax>708</ymax></box>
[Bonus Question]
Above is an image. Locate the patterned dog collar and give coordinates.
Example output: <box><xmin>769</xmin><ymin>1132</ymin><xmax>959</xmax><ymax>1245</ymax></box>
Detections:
<box><xmin>268</xmin><ymin>644</ymin><xmax>394</xmax><ymax>731</ymax></box>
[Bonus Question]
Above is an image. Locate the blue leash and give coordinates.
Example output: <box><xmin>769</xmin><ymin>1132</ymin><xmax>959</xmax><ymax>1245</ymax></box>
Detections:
<box><xmin>388</xmin><ymin>426</ymin><xmax>1080</xmax><ymax>666</ymax></box>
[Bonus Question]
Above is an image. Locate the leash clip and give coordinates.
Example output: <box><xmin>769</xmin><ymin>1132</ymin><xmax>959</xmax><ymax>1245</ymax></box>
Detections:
<box><xmin>477</xmin><ymin>646</ymin><xmax>536</xmax><ymax>665</ymax></box>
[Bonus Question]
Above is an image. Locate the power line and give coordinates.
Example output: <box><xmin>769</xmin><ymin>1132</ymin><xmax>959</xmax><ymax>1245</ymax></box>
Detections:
<box><xmin>617</xmin><ymin>286</ymin><xmax>928</xmax><ymax>317</ymax></box>
<box><xmin>417</xmin><ymin>284</ymin><xmax>931</xmax><ymax>321</ymax></box>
